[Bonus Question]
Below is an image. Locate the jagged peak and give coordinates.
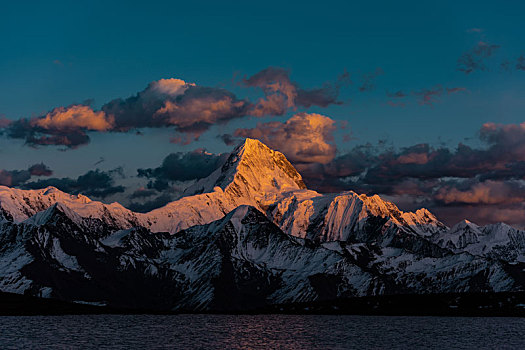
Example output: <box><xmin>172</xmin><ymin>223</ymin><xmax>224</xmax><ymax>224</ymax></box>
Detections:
<box><xmin>450</xmin><ymin>219</ymin><xmax>480</xmax><ymax>232</ymax></box>
<box><xmin>24</xmin><ymin>202</ymin><xmax>83</xmax><ymax>226</ymax></box>
<box><xmin>0</xmin><ymin>184</ymin><xmax>132</xmax><ymax>225</ymax></box>
<box><xmin>182</xmin><ymin>138</ymin><xmax>306</xmax><ymax>197</ymax></box>
<box><xmin>358</xmin><ymin>192</ymin><xmax>402</xmax><ymax>217</ymax></box>
<box><xmin>481</xmin><ymin>222</ymin><xmax>522</xmax><ymax>235</ymax></box>
<box><xmin>485</xmin><ymin>222</ymin><xmax>513</xmax><ymax>230</ymax></box>
<box><xmin>235</xmin><ymin>137</ymin><xmax>268</xmax><ymax>152</ymax></box>
<box><xmin>210</xmin><ymin>205</ymin><xmax>275</xmax><ymax>238</ymax></box>
<box><xmin>228</xmin><ymin>138</ymin><xmax>306</xmax><ymax>188</ymax></box>
<box><xmin>219</xmin><ymin>205</ymin><xmax>262</xmax><ymax>225</ymax></box>
<box><xmin>0</xmin><ymin>185</ymin><xmax>91</xmax><ymax>202</ymax></box>
<box><xmin>228</xmin><ymin>204</ymin><xmax>254</xmax><ymax>219</ymax></box>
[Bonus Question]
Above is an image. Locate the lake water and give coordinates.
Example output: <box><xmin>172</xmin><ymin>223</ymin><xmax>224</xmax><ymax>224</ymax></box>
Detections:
<box><xmin>0</xmin><ymin>314</ymin><xmax>524</xmax><ymax>349</ymax></box>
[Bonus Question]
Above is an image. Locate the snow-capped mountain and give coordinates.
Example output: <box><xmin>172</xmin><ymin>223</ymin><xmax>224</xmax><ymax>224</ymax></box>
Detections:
<box><xmin>432</xmin><ymin>220</ymin><xmax>525</xmax><ymax>262</ymax></box>
<box><xmin>0</xmin><ymin>138</ymin><xmax>524</xmax><ymax>311</ymax></box>
<box><xmin>0</xmin><ymin>186</ymin><xmax>142</xmax><ymax>229</ymax></box>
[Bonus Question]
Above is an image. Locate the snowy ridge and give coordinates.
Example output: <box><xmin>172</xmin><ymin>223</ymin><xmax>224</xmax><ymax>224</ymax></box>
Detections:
<box><xmin>433</xmin><ymin>220</ymin><xmax>525</xmax><ymax>262</ymax></box>
<box><xmin>269</xmin><ymin>190</ymin><xmax>447</xmax><ymax>243</ymax></box>
<box><xmin>0</xmin><ymin>185</ymin><xmax>143</xmax><ymax>229</ymax></box>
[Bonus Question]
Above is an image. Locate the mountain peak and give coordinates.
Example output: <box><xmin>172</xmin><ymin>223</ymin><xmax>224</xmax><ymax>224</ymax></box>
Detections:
<box><xmin>183</xmin><ymin>138</ymin><xmax>306</xmax><ymax>198</ymax></box>
<box><xmin>222</xmin><ymin>138</ymin><xmax>307</xmax><ymax>195</ymax></box>
<box><xmin>24</xmin><ymin>202</ymin><xmax>83</xmax><ymax>226</ymax></box>
<box><xmin>450</xmin><ymin>219</ymin><xmax>480</xmax><ymax>233</ymax></box>
<box><xmin>237</xmin><ymin>137</ymin><xmax>268</xmax><ymax>150</ymax></box>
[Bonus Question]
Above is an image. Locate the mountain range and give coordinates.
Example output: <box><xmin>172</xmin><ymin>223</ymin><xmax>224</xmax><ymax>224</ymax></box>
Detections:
<box><xmin>1</xmin><ymin>138</ymin><xmax>524</xmax><ymax>311</ymax></box>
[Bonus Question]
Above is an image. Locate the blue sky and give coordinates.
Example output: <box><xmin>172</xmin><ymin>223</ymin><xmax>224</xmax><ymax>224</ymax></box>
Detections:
<box><xmin>1</xmin><ymin>0</ymin><xmax>525</xmax><ymax>225</ymax></box>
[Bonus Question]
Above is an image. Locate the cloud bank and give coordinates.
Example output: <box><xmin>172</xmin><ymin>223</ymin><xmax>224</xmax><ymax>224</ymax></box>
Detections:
<box><xmin>0</xmin><ymin>163</ymin><xmax>53</xmax><ymax>187</ymax></box>
<box><xmin>22</xmin><ymin>168</ymin><xmax>125</xmax><ymax>198</ymax></box>
<box><xmin>296</xmin><ymin>122</ymin><xmax>525</xmax><ymax>226</ymax></box>
<box><xmin>1</xmin><ymin>68</ymin><xmax>350</xmax><ymax>148</ymax></box>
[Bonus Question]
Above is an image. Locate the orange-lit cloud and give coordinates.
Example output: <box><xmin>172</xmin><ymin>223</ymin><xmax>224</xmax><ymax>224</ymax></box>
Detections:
<box><xmin>32</xmin><ymin>105</ymin><xmax>114</xmax><ymax>131</ymax></box>
<box><xmin>156</xmin><ymin>94</ymin><xmax>248</xmax><ymax>143</ymax></box>
<box><xmin>434</xmin><ymin>180</ymin><xmax>525</xmax><ymax>205</ymax></box>
<box><xmin>149</xmin><ymin>78</ymin><xmax>195</xmax><ymax>96</ymax></box>
<box><xmin>234</xmin><ymin>113</ymin><xmax>337</xmax><ymax>164</ymax></box>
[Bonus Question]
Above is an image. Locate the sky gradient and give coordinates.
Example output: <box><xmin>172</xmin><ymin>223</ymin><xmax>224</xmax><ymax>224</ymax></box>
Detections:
<box><xmin>1</xmin><ymin>0</ymin><xmax>525</xmax><ymax>226</ymax></box>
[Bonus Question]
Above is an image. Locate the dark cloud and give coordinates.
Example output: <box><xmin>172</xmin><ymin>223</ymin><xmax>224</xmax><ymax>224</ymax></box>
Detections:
<box><xmin>457</xmin><ymin>41</ymin><xmax>500</xmax><ymax>74</ymax></box>
<box><xmin>130</xmin><ymin>187</ymin><xmax>158</xmax><ymax>199</ymax></box>
<box><xmin>0</xmin><ymin>170</ymin><xmax>31</xmax><ymax>187</ymax></box>
<box><xmin>0</xmin><ymin>163</ymin><xmax>53</xmax><ymax>187</ymax></box>
<box><xmin>243</xmin><ymin>67</ymin><xmax>349</xmax><ymax>116</ymax></box>
<box><xmin>0</xmin><ymin>117</ymin><xmax>11</xmax><ymax>128</ymax></box>
<box><xmin>297</xmin><ymin>122</ymin><xmax>525</xmax><ymax>226</ymax></box>
<box><xmin>28</xmin><ymin>163</ymin><xmax>53</xmax><ymax>176</ymax></box>
<box><xmin>22</xmin><ymin>168</ymin><xmax>125</xmax><ymax>198</ymax></box>
<box><xmin>431</xmin><ymin>203</ymin><xmax>525</xmax><ymax>228</ymax></box>
<box><xmin>218</xmin><ymin>133</ymin><xmax>236</xmax><ymax>146</ymax></box>
<box><xmin>137</xmin><ymin>149</ymin><xmax>225</xmax><ymax>183</ymax></box>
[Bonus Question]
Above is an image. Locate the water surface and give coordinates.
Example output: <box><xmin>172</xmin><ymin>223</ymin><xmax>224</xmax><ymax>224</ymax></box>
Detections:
<box><xmin>0</xmin><ymin>314</ymin><xmax>524</xmax><ymax>349</ymax></box>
